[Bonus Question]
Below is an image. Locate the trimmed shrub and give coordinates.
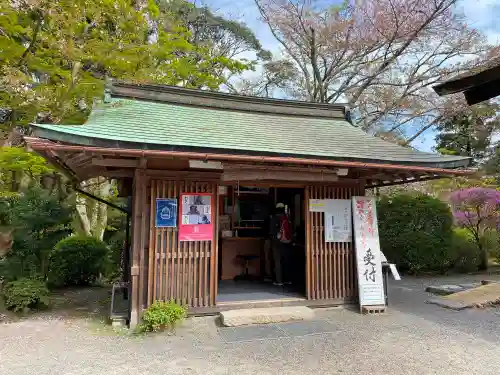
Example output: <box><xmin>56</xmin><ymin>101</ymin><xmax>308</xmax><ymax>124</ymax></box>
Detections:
<box><xmin>378</xmin><ymin>194</ymin><xmax>454</xmax><ymax>273</ymax></box>
<box><xmin>138</xmin><ymin>300</ymin><xmax>187</xmax><ymax>333</ymax></box>
<box><xmin>450</xmin><ymin>228</ymin><xmax>481</xmax><ymax>273</ymax></box>
<box><xmin>2</xmin><ymin>188</ymin><xmax>73</xmax><ymax>281</ymax></box>
<box><xmin>3</xmin><ymin>278</ymin><xmax>49</xmax><ymax>312</ymax></box>
<box><xmin>48</xmin><ymin>236</ymin><xmax>108</xmax><ymax>288</ymax></box>
<box><xmin>483</xmin><ymin>230</ymin><xmax>500</xmax><ymax>259</ymax></box>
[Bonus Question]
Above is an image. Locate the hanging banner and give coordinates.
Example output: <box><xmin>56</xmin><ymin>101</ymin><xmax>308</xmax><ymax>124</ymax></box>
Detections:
<box><xmin>324</xmin><ymin>199</ymin><xmax>352</xmax><ymax>242</ymax></box>
<box><xmin>155</xmin><ymin>198</ymin><xmax>177</xmax><ymax>228</ymax></box>
<box><xmin>352</xmin><ymin>196</ymin><xmax>385</xmax><ymax>307</ymax></box>
<box><xmin>179</xmin><ymin>193</ymin><xmax>213</xmax><ymax>241</ymax></box>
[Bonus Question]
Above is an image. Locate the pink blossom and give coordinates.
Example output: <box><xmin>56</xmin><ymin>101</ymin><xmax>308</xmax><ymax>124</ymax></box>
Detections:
<box><xmin>449</xmin><ymin>188</ymin><xmax>500</xmax><ymax>228</ymax></box>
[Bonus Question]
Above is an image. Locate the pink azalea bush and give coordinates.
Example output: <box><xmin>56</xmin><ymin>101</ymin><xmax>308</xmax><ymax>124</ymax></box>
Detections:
<box><xmin>449</xmin><ymin>188</ymin><xmax>500</xmax><ymax>269</ymax></box>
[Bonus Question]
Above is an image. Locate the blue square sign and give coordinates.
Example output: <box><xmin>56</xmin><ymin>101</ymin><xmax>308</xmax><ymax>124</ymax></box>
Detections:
<box><xmin>155</xmin><ymin>198</ymin><xmax>177</xmax><ymax>228</ymax></box>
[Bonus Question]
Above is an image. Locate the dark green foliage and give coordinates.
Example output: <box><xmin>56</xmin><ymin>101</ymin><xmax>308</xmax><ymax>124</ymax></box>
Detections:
<box><xmin>102</xmin><ymin>204</ymin><xmax>128</xmax><ymax>282</ymax></box>
<box><xmin>378</xmin><ymin>194</ymin><xmax>454</xmax><ymax>273</ymax></box>
<box><xmin>103</xmin><ymin>229</ymin><xmax>126</xmax><ymax>282</ymax></box>
<box><xmin>162</xmin><ymin>0</ymin><xmax>270</xmax><ymax>60</ymax></box>
<box><xmin>3</xmin><ymin>278</ymin><xmax>49</xmax><ymax>312</ymax></box>
<box><xmin>450</xmin><ymin>228</ymin><xmax>481</xmax><ymax>273</ymax></box>
<box><xmin>436</xmin><ymin>102</ymin><xmax>500</xmax><ymax>165</ymax></box>
<box><xmin>48</xmin><ymin>236</ymin><xmax>108</xmax><ymax>288</ymax></box>
<box><xmin>2</xmin><ymin>188</ymin><xmax>73</xmax><ymax>280</ymax></box>
<box><xmin>138</xmin><ymin>300</ymin><xmax>187</xmax><ymax>333</ymax></box>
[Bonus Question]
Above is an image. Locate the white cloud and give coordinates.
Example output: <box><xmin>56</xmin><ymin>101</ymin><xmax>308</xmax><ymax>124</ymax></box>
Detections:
<box><xmin>459</xmin><ymin>0</ymin><xmax>500</xmax><ymax>43</ymax></box>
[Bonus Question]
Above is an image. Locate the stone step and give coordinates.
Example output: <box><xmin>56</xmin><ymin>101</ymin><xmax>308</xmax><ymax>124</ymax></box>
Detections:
<box><xmin>220</xmin><ymin>306</ymin><xmax>315</xmax><ymax>327</ymax></box>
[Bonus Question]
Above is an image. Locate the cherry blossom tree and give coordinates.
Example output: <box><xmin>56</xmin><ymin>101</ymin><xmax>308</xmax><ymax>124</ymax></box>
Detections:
<box><xmin>253</xmin><ymin>0</ymin><xmax>499</xmax><ymax>142</ymax></box>
<box><xmin>449</xmin><ymin>188</ymin><xmax>500</xmax><ymax>269</ymax></box>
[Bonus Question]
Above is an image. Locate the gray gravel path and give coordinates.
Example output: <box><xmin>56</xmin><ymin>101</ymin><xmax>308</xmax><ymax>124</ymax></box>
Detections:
<box><xmin>1</xmin><ymin>275</ymin><xmax>500</xmax><ymax>375</ymax></box>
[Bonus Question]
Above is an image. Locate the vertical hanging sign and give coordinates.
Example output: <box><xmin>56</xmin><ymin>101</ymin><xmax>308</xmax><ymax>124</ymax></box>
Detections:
<box><xmin>352</xmin><ymin>196</ymin><xmax>385</xmax><ymax>308</ymax></box>
<box><xmin>179</xmin><ymin>193</ymin><xmax>214</xmax><ymax>241</ymax></box>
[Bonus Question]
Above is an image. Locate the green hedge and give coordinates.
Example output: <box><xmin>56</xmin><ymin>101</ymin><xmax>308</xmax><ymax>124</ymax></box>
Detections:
<box><xmin>450</xmin><ymin>228</ymin><xmax>481</xmax><ymax>273</ymax></box>
<box><xmin>3</xmin><ymin>278</ymin><xmax>49</xmax><ymax>312</ymax></box>
<box><xmin>377</xmin><ymin>194</ymin><xmax>454</xmax><ymax>273</ymax></box>
<box><xmin>47</xmin><ymin>235</ymin><xmax>108</xmax><ymax>288</ymax></box>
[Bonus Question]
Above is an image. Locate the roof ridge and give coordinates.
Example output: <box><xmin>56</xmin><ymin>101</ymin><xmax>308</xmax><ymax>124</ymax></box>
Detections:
<box><xmin>108</xmin><ymin>80</ymin><xmax>351</xmax><ymax>121</ymax></box>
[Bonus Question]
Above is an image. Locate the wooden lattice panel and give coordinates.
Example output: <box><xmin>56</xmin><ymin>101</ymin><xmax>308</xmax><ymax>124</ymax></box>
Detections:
<box><xmin>147</xmin><ymin>180</ymin><xmax>218</xmax><ymax>308</ymax></box>
<box><xmin>305</xmin><ymin>185</ymin><xmax>363</xmax><ymax>301</ymax></box>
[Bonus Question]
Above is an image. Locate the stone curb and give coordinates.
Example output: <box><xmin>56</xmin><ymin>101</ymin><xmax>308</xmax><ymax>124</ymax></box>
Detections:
<box><xmin>425</xmin><ymin>298</ymin><xmax>469</xmax><ymax>310</ymax></box>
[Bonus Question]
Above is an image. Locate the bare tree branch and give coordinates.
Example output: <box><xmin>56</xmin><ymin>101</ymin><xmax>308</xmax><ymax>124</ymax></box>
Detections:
<box><xmin>247</xmin><ymin>0</ymin><xmax>496</xmax><ymax>142</ymax></box>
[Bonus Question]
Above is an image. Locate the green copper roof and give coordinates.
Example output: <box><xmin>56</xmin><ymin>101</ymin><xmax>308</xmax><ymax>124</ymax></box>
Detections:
<box><xmin>32</xmin><ymin>82</ymin><xmax>470</xmax><ymax>169</ymax></box>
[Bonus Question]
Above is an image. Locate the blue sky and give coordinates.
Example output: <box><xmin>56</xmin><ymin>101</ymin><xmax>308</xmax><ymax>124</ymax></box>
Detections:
<box><xmin>200</xmin><ymin>0</ymin><xmax>500</xmax><ymax>152</ymax></box>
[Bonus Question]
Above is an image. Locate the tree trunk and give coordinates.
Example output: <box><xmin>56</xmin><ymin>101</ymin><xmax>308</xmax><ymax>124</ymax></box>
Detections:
<box><xmin>75</xmin><ymin>178</ymin><xmax>112</xmax><ymax>240</ymax></box>
<box><xmin>76</xmin><ymin>191</ymin><xmax>92</xmax><ymax>236</ymax></box>
<box><xmin>479</xmin><ymin>244</ymin><xmax>488</xmax><ymax>271</ymax></box>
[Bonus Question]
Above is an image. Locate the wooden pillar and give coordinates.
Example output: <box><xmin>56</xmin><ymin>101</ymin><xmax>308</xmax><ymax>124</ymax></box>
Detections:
<box><xmin>129</xmin><ymin>169</ymin><xmax>147</xmax><ymax>328</ymax></box>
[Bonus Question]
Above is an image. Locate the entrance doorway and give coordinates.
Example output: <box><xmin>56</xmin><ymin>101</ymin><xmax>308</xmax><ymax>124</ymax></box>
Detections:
<box><xmin>217</xmin><ymin>186</ymin><xmax>306</xmax><ymax>303</ymax></box>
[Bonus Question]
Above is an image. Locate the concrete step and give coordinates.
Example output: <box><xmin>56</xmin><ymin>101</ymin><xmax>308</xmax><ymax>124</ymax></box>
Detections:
<box><xmin>220</xmin><ymin>306</ymin><xmax>315</xmax><ymax>327</ymax></box>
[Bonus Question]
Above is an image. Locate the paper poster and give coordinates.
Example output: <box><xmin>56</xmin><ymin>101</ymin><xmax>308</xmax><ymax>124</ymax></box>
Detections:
<box><xmin>352</xmin><ymin>196</ymin><xmax>385</xmax><ymax>307</ymax></box>
<box><xmin>309</xmin><ymin>199</ymin><xmax>326</xmax><ymax>212</ymax></box>
<box><xmin>179</xmin><ymin>193</ymin><xmax>213</xmax><ymax>241</ymax></box>
<box><xmin>324</xmin><ymin>199</ymin><xmax>352</xmax><ymax>243</ymax></box>
<box><xmin>155</xmin><ymin>198</ymin><xmax>177</xmax><ymax>228</ymax></box>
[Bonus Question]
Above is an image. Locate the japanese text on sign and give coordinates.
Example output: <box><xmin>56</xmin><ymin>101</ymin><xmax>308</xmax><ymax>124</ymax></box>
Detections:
<box><xmin>324</xmin><ymin>199</ymin><xmax>352</xmax><ymax>243</ymax></box>
<box><xmin>352</xmin><ymin>197</ymin><xmax>385</xmax><ymax>307</ymax></box>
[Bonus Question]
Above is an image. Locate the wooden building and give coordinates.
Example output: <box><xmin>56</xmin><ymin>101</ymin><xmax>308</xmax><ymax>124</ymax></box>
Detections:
<box><xmin>434</xmin><ymin>58</ymin><xmax>500</xmax><ymax>105</ymax></box>
<box><xmin>26</xmin><ymin>82</ymin><xmax>470</xmax><ymax>327</ymax></box>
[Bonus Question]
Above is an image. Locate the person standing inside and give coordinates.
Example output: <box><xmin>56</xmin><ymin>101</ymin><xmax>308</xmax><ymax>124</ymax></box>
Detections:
<box><xmin>270</xmin><ymin>203</ymin><xmax>292</xmax><ymax>286</ymax></box>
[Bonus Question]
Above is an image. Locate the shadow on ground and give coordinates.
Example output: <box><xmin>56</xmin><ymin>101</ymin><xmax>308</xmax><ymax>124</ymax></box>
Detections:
<box><xmin>1</xmin><ymin>286</ymin><xmax>111</xmax><ymax>324</ymax></box>
<box><xmin>387</xmin><ymin>273</ymin><xmax>500</xmax><ymax>343</ymax></box>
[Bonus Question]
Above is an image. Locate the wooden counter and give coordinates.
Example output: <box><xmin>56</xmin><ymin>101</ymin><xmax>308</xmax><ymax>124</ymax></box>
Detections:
<box><xmin>220</xmin><ymin>237</ymin><xmax>264</xmax><ymax>280</ymax></box>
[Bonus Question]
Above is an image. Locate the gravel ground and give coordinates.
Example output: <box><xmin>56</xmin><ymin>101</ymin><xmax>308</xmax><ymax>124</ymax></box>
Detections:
<box><xmin>1</xmin><ymin>275</ymin><xmax>500</xmax><ymax>375</ymax></box>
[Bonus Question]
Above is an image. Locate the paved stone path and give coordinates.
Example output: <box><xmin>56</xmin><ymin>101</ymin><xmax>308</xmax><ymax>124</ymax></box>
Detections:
<box><xmin>2</xmin><ymin>275</ymin><xmax>500</xmax><ymax>375</ymax></box>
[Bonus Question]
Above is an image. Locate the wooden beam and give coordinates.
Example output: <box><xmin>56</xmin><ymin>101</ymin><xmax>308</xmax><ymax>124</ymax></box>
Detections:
<box><xmin>100</xmin><ymin>169</ymin><xmax>135</xmax><ymax>178</ymax></box>
<box><xmin>145</xmin><ymin>169</ymin><xmax>221</xmax><ymax>180</ymax></box>
<box><xmin>222</xmin><ymin>179</ymin><xmax>361</xmax><ymax>188</ymax></box>
<box><xmin>222</xmin><ymin>169</ymin><xmax>339</xmax><ymax>182</ymax></box>
<box><xmin>223</xmin><ymin>163</ymin><xmax>339</xmax><ymax>174</ymax></box>
<box><xmin>368</xmin><ymin>174</ymin><xmax>443</xmax><ymax>188</ymax></box>
<box><xmin>92</xmin><ymin>157</ymin><xmax>139</xmax><ymax>168</ymax></box>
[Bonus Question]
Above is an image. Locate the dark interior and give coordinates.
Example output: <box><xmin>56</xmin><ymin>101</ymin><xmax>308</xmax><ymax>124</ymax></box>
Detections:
<box><xmin>217</xmin><ymin>187</ymin><xmax>306</xmax><ymax>303</ymax></box>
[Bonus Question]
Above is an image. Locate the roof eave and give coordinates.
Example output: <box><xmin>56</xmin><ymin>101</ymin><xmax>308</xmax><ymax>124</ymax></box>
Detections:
<box><xmin>433</xmin><ymin>64</ymin><xmax>500</xmax><ymax>96</ymax></box>
<box><xmin>27</xmin><ymin>130</ymin><xmax>472</xmax><ymax>173</ymax></box>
